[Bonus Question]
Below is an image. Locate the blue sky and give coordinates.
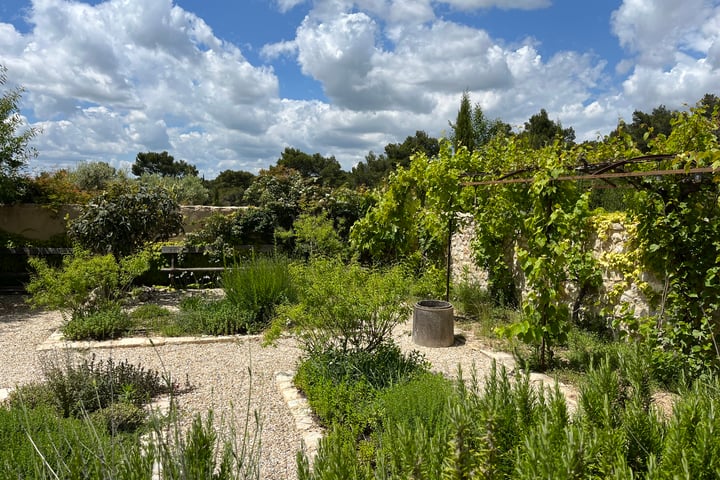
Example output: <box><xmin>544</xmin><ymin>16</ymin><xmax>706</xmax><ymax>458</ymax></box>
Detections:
<box><xmin>1</xmin><ymin>0</ymin><xmax>719</xmax><ymax>178</ymax></box>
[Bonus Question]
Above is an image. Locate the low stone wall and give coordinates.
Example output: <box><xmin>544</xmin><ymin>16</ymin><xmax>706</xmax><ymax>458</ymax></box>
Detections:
<box><xmin>0</xmin><ymin>204</ymin><xmax>242</xmax><ymax>242</ymax></box>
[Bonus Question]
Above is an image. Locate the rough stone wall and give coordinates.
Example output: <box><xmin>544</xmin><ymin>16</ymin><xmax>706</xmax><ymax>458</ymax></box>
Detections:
<box><xmin>451</xmin><ymin>215</ymin><xmax>656</xmax><ymax>318</ymax></box>
<box><xmin>450</xmin><ymin>214</ymin><xmax>488</xmax><ymax>285</ymax></box>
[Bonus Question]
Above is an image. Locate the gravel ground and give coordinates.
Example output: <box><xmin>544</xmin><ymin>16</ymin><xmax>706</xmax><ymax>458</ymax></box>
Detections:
<box><xmin>0</xmin><ymin>293</ymin><xmax>576</xmax><ymax>479</ymax></box>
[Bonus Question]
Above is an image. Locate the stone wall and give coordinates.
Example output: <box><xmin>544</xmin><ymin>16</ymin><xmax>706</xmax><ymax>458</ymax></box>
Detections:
<box><xmin>450</xmin><ymin>214</ymin><xmax>657</xmax><ymax>318</ymax></box>
<box><xmin>0</xmin><ymin>204</ymin><xmax>243</xmax><ymax>241</ymax></box>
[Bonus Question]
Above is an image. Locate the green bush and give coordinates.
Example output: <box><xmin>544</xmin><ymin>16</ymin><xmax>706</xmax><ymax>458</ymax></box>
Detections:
<box><xmin>0</xmin><ymin>403</ymin><xmax>261</xmax><ymax>479</ymax></box>
<box><xmin>27</xmin><ymin>248</ymin><xmax>151</xmax><ymax>319</ymax></box>
<box><xmin>90</xmin><ymin>401</ymin><xmax>146</xmax><ymax>434</ymax></box>
<box><xmin>173</xmin><ymin>296</ymin><xmax>254</xmax><ymax>335</ymax></box>
<box><xmin>0</xmin><ymin>403</ymin><xmax>147</xmax><ymax>479</ymax></box>
<box><xmin>290</xmin><ymin>212</ymin><xmax>346</xmax><ymax>259</ymax></box>
<box><xmin>130</xmin><ymin>302</ymin><xmax>175</xmax><ymax>333</ymax></box>
<box><xmin>277</xmin><ymin>259</ymin><xmax>410</xmax><ymax>355</ymax></box>
<box><xmin>38</xmin><ymin>354</ymin><xmax>172</xmax><ymax>418</ymax></box>
<box><xmin>222</xmin><ymin>255</ymin><xmax>296</xmax><ymax>330</ymax></box>
<box><xmin>61</xmin><ymin>302</ymin><xmax>133</xmax><ymax>340</ymax></box>
<box><xmin>68</xmin><ymin>183</ymin><xmax>183</xmax><ymax>258</ymax></box>
<box><xmin>373</xmin><ymin>371</ymin><xmax>454</xmax><ymax>434</ymax></box>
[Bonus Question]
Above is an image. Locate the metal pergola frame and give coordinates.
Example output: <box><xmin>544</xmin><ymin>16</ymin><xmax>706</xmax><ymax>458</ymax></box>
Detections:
<box><xmin>459</xmin><ymin>154</ymin><xmax>717</xmax><ymax>187</ymax></box>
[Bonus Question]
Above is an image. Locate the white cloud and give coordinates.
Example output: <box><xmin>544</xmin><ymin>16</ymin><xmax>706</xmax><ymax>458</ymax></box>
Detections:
<box><xmin>612</xmin><ymin>0</ymin><xmax>720</xmax><ymax>113</ymax></box>
<box><xmin>4</xmin><ymin>0</ymin><xmax>720</xmax><ymax>179</ymax></box>
<box><xmin>611</xmin><ymin>0</ymin><xmax>716</xmax><ymax>67</ymax></box>
<box><xmin>441</xmin><ymin>0</ymin><xmax>551</xmax><ymax>10</ymax></box>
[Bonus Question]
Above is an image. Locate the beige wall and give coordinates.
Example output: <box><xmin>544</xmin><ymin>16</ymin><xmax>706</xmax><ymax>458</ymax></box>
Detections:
<box><xmin>0</xmin><ymin>204</ymin><xmax>243</xmax><ymax>241</ymax></box>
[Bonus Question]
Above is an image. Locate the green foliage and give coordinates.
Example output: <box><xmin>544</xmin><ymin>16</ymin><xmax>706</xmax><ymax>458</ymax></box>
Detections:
<box><xmin>303</xmin><ymin>351</ymin><xmax>720</xmax><ymax>479</ymax></box>
<box><xmin>0</xmin><ymin>64</ymin><xmax>39</xmax><ymax>204</ymax></box>
<box><xmin>451</xmin><ymin>90</ymin><xmax>476</xmax><ymax>152</ymax></box>
<box><xmin>286</xmin><ymin>212</ymin><xmax>346</xmax><ymax>259</ymax></box>
<box><xmin>0</xmin><ymin>403</ymin><xmax>147</xmax><ymax>479</ymax></box>
<box><xmin>157</xmin><ymin>410</ymin><xmax>261</xmax><ymax>480</ymax></box>
<box><xmin>68</xmin><ymin>183</ymin><xmax>183</xmax><ymax>258</ymax></box>
<box><xmin>1</xmin><ymin>359</ymin><xmax>261</xmax><ymax>479</ymax></box>
<box><xmin>185</xmin><ymin>207</ymin><xmax>277</xmax><ymax>261</ymax></box>
<box><xmin>520</xmin><ymin>108</ymin><xmax>576</xmax><ymax>148</ymax></box>
<box><xmin>90</xmin><ymin>400</ymin><xmax>147</xmax><ymax>434</ymax></box>
<box><xmin>658</xmin><ymin>377</ymin><xmax>720</xmax><ymax>478</ymax></box>
<box><xmin>24</xmin><ymin>169</ymin><xmax>91</xmax><ymax>205</ymax></box>
<box><xmin>26</xmin><ymin>248</ymin><xmax>150</xmax><ymax>319</ymax></box>
<box><xmin>132</xmin><ymin>150</ymin><xmax>198</xmax><ymax>178</ymax></box>
<box><xmin>174</xmin><ymin>296</ymin><xmax>254</xmax><ymax>336</ymax></box>
<box><xmin>294</xmin><ymin>343</ymin><xmax>429</xmax><ymax>432</ymax></box>
<box><xmin>625</xmin><ymin>103</ymin><xmax>720</xmax><ymax>381</ymax></box>
<box><xmin>476</xmin><ymin>139</ymin><xmax>601</xmax><ymax>369</ymax></box>
<box><xmin>10</xmin><ymin>354</ymin><xmax>172</xmax><ymax>419</ymax></box>
<box><xmin>351</xmin><ymin>139</ymin><xmax>473</xmax><ymax>264</ymax></box>
<box><xmin>222</xmin><ymin>255</ymin><xmax>296</xmax><ymax>330</ymax></box>
<box><xmin>615</xmin><ymin>104</ymin><xmax>675</xmax><ymax>152</ymax></box>
<box><xmin>206</xmin><ymin>169</ymin><xmax>255</xmax><ymax>206</ymax></box>
<box><xmin>373</xmin><ymin>372</ymin><xmax>454</xmax><ymax>434</ymax></box>
<box><xmin>242</xmin><ymin>166</ymin><xmax>311</xmax><ymax>230</ymax></box>
<box><xmin>70</xmin><ymin>161</ymin><xmax>122</xmax><ymax>191</ymax></box>
<box><xmin>138</xmin><ymin>173</ymin><xmax>210</xmax><ymax>205</ymax></box>
<box><xmin>277</xmin><ymin>147</ymin><xmax>347</xmax><ymax>187</ymax></box>
<box><xmin>61</xmin><ymin>302</ymin><xmax>133</xmax><ymax>340</ymax></box>
<box><xmin>349</xmin><ymin>131</ymin><xmax>439</xmax><ymax>189</ymax></box>
<box><xmin>276</xmin><ymin>258</ymin><xmax>410</xmax><ymax>355</ymax></box>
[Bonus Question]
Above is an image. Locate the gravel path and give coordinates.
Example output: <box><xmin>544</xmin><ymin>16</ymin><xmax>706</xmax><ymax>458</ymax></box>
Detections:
<box><xmin>0</xmin><ymin>294</ymin><xmax>577</xmax><ymax>479</ymax></box>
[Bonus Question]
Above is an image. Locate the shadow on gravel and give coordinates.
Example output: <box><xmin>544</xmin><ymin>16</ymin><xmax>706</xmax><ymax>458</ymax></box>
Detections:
<box><xmin>0</xmin><ymin>294</ymin><xmax>36</xmax><ymax>323</ymax></box>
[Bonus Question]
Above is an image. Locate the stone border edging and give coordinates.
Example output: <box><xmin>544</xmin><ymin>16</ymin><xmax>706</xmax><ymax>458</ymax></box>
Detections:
<box><xmin>36</xmin><ymin>331</ymin><xmax>263</xmax><ymax>351</ymax></box>
<box><xmin>275</xmin><ymin>371</ymin><xmax>323</xmax><ymax>461</ymax></box>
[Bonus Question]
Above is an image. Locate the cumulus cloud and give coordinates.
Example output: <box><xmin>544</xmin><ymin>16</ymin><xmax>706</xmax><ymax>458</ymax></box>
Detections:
<box><xmin>2</xmin><ymin>0</ymin><xmax>719</xmax><ymax>178</ymax></box>
<box><xmin>442</xmin><ymin>0</ymin><xmax>551</xmax><ymax>10</ymax></box>
<box><xmin>612</xmin><ymin>0</ymin><xmax>720</xmax><ymax>112</ymax></box>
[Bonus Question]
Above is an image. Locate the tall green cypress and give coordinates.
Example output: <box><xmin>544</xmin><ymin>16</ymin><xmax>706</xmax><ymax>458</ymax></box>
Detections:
<box><xmin>451</xmin><ymin>91</ymin><xmax>475</xmax><ymax>153</ymax></box>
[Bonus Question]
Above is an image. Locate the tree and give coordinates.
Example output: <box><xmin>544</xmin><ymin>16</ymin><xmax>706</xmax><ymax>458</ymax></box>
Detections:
<box><xmin>520</xmin><ymin>109</ymin><xmax>575</xmax><ymax>149</ymax></box>
<box><xmin>276</xmin><ymin>147</ymin><xmax>346</xmax><ymax>187</ymax></box>
<box><xmin>71</xmin><ymin>161</ymin><xmax>121</xmax><ymax>191</ymax></box>
<box><xmin>206</xmin><ymin>169</ymin><xmax>256</xmax><ymax>205</ymax></box>
<box><xmin>385</xmin><ymin>130</ymin><xmax>440</xmax><ymax>167</ymax></box>
<box><xmin>450</xmin><ymin>91</ymin><xmax>475</xmax><ymax>152</ymax></box>
<box><xmin>618</xmin><ymin>105</ymin><xmax>674</xmax><ymax>152</ymax></box>
<box><xmin>68</xmin><ymin>183</ymin><xmax>183</xmax><ymax>258</ymax></box>
<box><xmin>349</xmin><ymin>131</ymin><xmax>440</xmax><ymax>188</ymax></box>
<box><xmin>243</xmin><ymin>166</ymin><xmax>312</xmax><ymax>230</ymax></box>
<box><xmin>472</xmin><ymin>104</ymin><xmax>512</xmax><ymax>147</ymax></box>
<box><xmin>137</xmin><ymin>173</ymin><xmax>209</xmax><ymax>205</ymax></box>
<box><xmin>131</xmin><ymin>151</ymin><xmax>198</xmax><ymax>178</ymax></box>
<box><xmin>0</xmin><ymin>65</ymin><xmax>39</xmax><ymax>203</ymax></box>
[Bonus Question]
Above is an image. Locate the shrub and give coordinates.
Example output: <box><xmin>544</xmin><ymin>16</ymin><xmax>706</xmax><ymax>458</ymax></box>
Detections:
<box><xmin>130</xmin><ymin>303</ymin><xmax>176</xmax><ymax>334</ymax></box>
<box><xmin>39</xmin><ymin>354</ymin><xmax>173</xmax><ymax>418</ymax></box>
<box><xmin>90</xmin><ymin>401</ymin><xmax>146</xmax><ymax>434</ymax></box>
<box><xmin>174</xmin><ymin>296</ymin><xmax>255</xmax><ymax>335</ymax></box>
<box><xmin>373</xmin><ymin>371</ymin><xmax>454</xmax><ymax>434</ymax></box>
<box><xmin>295</xmin><ymin>343</ymin><xmax>429</xmax><ymax>433</ymax></box>
<box><xmin>26</xmin><ymin>248</ymin><xmax>151</xmax><ymax>319</ymax></box>
<box><xmin>0</xmin><ymin>403</ymin><xmax>147</xmax><ymax>478</ymax></box>
<box><xmin>185</xmin><ymin>207</ymin><xmax>278</xmax><ymax>262</ymax></box>
<box><xmin>278</xmin><ymin>259</ymin><xmax>410</xmax><ymax>355</ymax></box>
<box><xmin>70</xmin><ymin>160</ymin><xmax>121</xmax><ymax>191</ymax></box>
<box><xmin>290</xmin><ymin>212</ymin><xmax>346</xmax><ymax>259</ymax></box>
<box><xmin>61</xmin><ymin>302</ymin><xmax>133</xmax><ymax>340</ymax></box>
<box><xmin>222</xmin><ymin>255</ymin><xmax>296</xmax><ymax>330</ymax></box>
<box><xmin>68</xmin><ymin>183</ymin><xmax>183</xmax><ymax>258</ymax></box>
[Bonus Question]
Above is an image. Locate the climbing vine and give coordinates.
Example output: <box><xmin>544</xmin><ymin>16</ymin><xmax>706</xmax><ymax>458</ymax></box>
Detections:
<box><xmin>350</xmin><ymin>140</ymin><xmax>478</xmax><ymax>266</ymax></box>
<box><xmin>353</xmin><ymin>103</ymin><xmax>720</xmax><ymax>378</ymax></box>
